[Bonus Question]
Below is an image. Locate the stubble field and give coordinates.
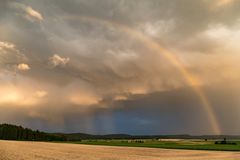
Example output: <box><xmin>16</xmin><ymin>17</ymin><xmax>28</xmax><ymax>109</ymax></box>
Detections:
<box><xmin>0</xmin><ymin>140</ymin><xmax>240</xmax><ymax>160</ymax></box>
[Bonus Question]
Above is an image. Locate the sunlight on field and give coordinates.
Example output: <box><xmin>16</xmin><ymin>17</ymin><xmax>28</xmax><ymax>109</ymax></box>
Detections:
<box><xmin>0</xmin><ymin>140</ymin><xmax>240</xmax><ymax>160</ymax></box>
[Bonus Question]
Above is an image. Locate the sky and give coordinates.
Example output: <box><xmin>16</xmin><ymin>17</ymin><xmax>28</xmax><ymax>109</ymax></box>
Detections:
<box><xmin>0</xmin><ymin>0</ymin><xmax>240</xmax><ymax>135</ymax></box>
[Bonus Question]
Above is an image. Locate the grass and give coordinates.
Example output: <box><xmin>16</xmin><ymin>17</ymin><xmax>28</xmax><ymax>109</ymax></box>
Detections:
<box><xmin>67</xmin><ymin>139</ymin><xmax>240</xmax><ymax>151</ymax></box>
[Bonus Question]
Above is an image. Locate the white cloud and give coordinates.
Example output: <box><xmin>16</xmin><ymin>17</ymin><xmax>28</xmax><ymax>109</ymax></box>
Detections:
<box><xmin>205</xmin><ymin>23</ymin><xmax>240</xmax><ymax>53</ymax></box>
<box><xmin>49</xmin><ymin>54</ymin><xmax>70</xmax><ymax>67</ymax></box>
<box><xmin>25</xmin><ymin>6</ymin><xmax>43</xmax><ymax>21</ymax></box>
<box><xmin>17</xmin><ymin>63</ymin><xmax>30</xmax><ymax>71</ymax></box>
<box><xmin>0</xmin><ymin>41</ymin><xmax>15</xmax><ymax>50</ymax></box>
<box><xmin>9</xmin><ymin>2</ymin><xmax>43</xmax><ymax>22</ymax></box>
<box><xmin>0</xmin><ymin>42</ymin><xmax>28</xmax><ymax>74</ymax></box>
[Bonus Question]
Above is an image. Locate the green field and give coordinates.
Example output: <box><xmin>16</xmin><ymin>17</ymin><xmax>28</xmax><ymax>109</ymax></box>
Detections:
<box><xmin>69</xmin><ymin>139</ymin><xmax>240</xmax><ymax>151</ymax></box>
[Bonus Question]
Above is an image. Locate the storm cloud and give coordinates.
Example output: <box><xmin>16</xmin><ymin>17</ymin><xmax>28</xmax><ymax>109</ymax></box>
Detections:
<box><xmin>0</xmin><ymin>0</ymin><xmax>240</xmax><ymax>135</ymax></box>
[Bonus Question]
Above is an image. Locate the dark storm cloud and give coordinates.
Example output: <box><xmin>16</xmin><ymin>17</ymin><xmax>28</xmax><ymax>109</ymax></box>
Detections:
<box><xmin>1</xmin><ymin>83</ymin><xmax>238</xmax><ymax>135</ymax></box>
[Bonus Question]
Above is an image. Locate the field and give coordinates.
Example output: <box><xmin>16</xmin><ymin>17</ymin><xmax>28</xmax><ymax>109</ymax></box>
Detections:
<box><xmin>1</xmin><ymin>140</ymin><xmax>240</xmax><ymax>160</ymax></box>
<box><xmin>71</xmin><ymin>139</ymin><xmax>240</xmax><ymax>151</ymax></box>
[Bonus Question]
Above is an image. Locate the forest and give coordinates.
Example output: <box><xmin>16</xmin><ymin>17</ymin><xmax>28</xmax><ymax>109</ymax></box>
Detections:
<box><xmin>0</xmin><ymin>124</ymin><xmax>66</xmax><ymax>141</ymax></box>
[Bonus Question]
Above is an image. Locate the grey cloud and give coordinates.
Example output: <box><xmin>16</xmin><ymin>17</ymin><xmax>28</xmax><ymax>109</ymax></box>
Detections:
<box><xmin>0</xmin><ymin>0</ymin><xmax>239</xmax><ymax>134</ymax></box>
<box><xmin>1</xmin><ymin>83</ymin><xmax>239</xmax><ymax>135</ymax></box>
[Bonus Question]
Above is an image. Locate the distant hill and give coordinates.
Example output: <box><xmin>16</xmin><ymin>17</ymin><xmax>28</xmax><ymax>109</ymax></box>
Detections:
<box><xmin>1</xmin><ymin>123</ymin><xmax>240</xmax><ymax>141</ymax></box>
<box><xmin>61</xmin><ymin>133</ymin><xmax>240</xmax><ymax>141</ymax></box>
<box><xmin>0</xmin><ymin>124</ymin><xmax>66</xmax><ymax>141</ymax></box>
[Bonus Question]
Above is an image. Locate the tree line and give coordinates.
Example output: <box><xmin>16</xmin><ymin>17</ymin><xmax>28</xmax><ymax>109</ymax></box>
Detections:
<box><xmin>0</xmin><ymin>124</ymin><xmax>66</xmax><ymax>141</ymax></box>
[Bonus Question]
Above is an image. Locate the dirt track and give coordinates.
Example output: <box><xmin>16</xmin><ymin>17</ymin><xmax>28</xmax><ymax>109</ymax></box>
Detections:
<box><xmin>0</xmin><ymin>140</ymin><xmax>240</xmax><ymax>160</ymax></box>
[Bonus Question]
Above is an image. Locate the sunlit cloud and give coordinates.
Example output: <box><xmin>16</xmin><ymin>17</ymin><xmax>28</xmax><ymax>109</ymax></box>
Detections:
<box><xmin>114</xmin><ymin>95</ymin><xmax>128</xmax><ymax>101</ymax></box>
<box><xmin>0</xmin><ymin>41</ymin><xmax>15</xmax><ymax>50</ymax></box>
<box><xmin>206</xmin><ymin>0</ymin><xmax>235</xmax><ymax>10</ymax></box>
<box><xmin>25</xmin><ymin>6</ymin><xmax>43</xmax><ymax>21</ymax></box>
<box><xmin>0</xmin><ymin>86</ymin><xmax>39</xmax><ymax>107</ymax></box>
<box><xmin>49</xmin><ymin>54</ymin><xmax>70</xmax><ymax>67</ymax></box>
<box><xmin>35</xmin><ymin>90</ymin><xmax>48</xmax><ymax>98</ymax></box>
<box><xmin>0</xmin><ymin>42</ymin><xmax>28</xmax><ymax>75</ymax></box>
<box><xmin>204</xmin><ymin>23</ymin><xmax>240</xmax><ymax>53</ymax></box>
<box><xmin>70</xmin><ymin>94</ymin><xmax>101</xmax><ymax>106</ymax></box>
<box><xmin>216</xmin><ymin>0</ymin><xmax>234</xmax><ymax>7</ymax></box>
<box><xmin>17</xmin><ymin>63</ymin><xmax>30</xmax><ymax>71</ymax></box>
<box><xmin>0</xmin><ymin>90</ymin><xmax>21</xmax><ymax>104</ymax></box>
<box><xmin>9</xmin><ymin>2</ymin><xmax>43</xmax><ymax>22</ymax></box>
<box><xmin>127</xmin><ymin>87</ymin><xmax>148</xmax><ymax>95</ymax></box>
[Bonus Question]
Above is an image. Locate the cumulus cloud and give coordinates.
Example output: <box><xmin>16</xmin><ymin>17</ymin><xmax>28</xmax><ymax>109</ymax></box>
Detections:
<box><xmin>0</xmin><ymin>41</ymin><xmax>28</xmax><ymax>76</ymax></box>
<box><xmin>204</xmin><ymin>23</ymin><xmax>240</xmax><ymax>52</ymax></box>
<box><xmin>25</xmin><ymin>6</ymin><xmax>43</xmax><ymax>21</ymax></box>
<box><xmin>9</xmin><ymin>2</ymin><xmax>43</xmax><ymax>22</ymax></box>
<box><xmin>49</xmin><ymin>54</ymin><xmax>70</xmax><ymax>67</ymax></box>
<box><xmin>17</xmin><ymin>63</ymin><xmax>30</xmax><ymax>71</ymax></box>
<box><xmin>0</xmin><ymin>41</ymin><xmax>15</xmax><ymax>50</ymax></box>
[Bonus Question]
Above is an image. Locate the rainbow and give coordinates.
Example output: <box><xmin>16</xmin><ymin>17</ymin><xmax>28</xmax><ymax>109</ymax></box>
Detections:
<box><xmin>64</xmin><ymin>16</ymin><xmax>221</xmax><ymax>135</ymax></box>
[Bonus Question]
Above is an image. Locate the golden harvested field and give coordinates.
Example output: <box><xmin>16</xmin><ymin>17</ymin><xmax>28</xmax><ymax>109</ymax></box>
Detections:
<box><xmin>0</xmin><ymin>140</ymin><xmax>240</xmax><ymax>160</ymax></box>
